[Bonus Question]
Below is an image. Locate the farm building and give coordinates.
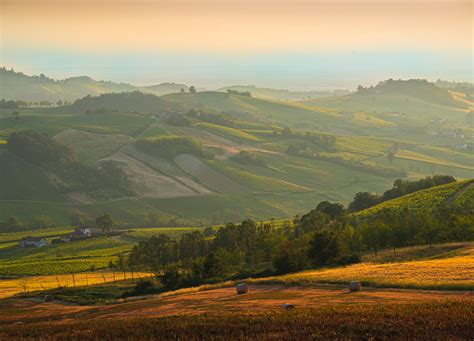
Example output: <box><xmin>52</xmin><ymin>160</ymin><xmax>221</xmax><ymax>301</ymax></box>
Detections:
<box><xmin>19</xmin><ymin>236</ymin><xmax>48</xmax><ymax>248</ymax></box>
<box><xmin>61</xmin><ymin>228</ymin><xmax>94</xmax><ymax>242</ymax></box>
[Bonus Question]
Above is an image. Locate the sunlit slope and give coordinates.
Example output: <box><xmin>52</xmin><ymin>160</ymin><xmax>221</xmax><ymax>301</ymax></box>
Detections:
<box><xmin>356</xmin><ymin>179</ymin><xmax>474</xmax><ymax>217</ymax></box>
<box><xmin>163</xmin><ymin>91</ymin><xmax>340</xmax><ymax>127</ymax></box>
<box><xmin>254</xmin><ymin>242</ymin><xmax>474</xmax><ymax>290</ymax></box>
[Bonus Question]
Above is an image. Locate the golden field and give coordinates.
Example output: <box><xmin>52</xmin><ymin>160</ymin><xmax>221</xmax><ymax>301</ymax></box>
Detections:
<box><xmin>0</xmin><ymin>271</ymin><xmax>152</xmax><ymax>299</ymax></box>
<box><xmin>253</xmin><ymin>243</ymin><xmax>474</xmax><ymax>290</ymax></box>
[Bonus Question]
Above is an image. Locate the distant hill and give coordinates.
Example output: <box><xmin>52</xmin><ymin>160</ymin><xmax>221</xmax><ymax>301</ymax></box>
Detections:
<box><xmin>68</xmin><ymin>91</ymin><xmax>183</xmax><ymax>114</ymax></box>
<box><xmin>143</xmin><ymin>83</ymin><xmax>189</xmax><ymax>96</ymax></box>
<box><xmin>0</xmin><ymin>67</ymin><xmax>189</xmax><ymax>102</ymax></box>
<box><xmin>356</xmin><ymin>79</ymin><xmax>462</xmax><ymax>107</ymax></box>
<box><xmin>217</xmin><ymin>85</ymin><xmax>350</xmax><ymax>101</ymax></box>
<box><xmin>302</xmin><ymin>79</ymin><xmax>468</xmax><ymax>121</ymax></box>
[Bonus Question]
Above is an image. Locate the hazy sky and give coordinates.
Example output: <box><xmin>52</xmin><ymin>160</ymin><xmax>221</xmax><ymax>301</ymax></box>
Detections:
<box><xmin>1</xmin><ymin>0</ymin><xmax>472</xmax><ymax>89</ymax></box>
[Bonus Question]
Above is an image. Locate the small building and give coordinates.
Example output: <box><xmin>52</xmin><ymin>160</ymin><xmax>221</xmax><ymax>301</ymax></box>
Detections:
<box><xmin>19</xmin><ymin>236</ymin><xmax>48</xmax><ymax>248</ymax></box>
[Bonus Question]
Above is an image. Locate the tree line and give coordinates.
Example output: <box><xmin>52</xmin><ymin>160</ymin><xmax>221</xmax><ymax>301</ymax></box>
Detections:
<box><xmin>124</xmin><ymin>177</ymin><xmax>473</xmax><ymax>291</ymax></box>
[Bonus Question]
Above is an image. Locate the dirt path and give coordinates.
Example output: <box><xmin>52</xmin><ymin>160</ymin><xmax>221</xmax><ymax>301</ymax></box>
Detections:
<box><xmin>0</xmin><ymin>284</ymin><xmax>471</xmax><ymax>325</ymax></box>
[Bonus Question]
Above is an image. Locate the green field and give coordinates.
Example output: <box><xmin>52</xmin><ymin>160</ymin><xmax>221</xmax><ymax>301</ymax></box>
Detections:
<box><xmin>356</xmin><ymin>179</ymin><xmax>474</xmax><ymax>217</ymax></box>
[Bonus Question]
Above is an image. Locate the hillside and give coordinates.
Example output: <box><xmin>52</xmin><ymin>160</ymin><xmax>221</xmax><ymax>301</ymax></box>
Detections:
<box><xmin>356</xmin><ymin>179</ymin><xmax>474</xmax><ymax>217</ymax></box>
<box><xmin>302</xmin><ymin>79</ymin><xmax>471</xmax><ymax>124</ymax></box>
<box><xmin>217</xmin><ymin>85</ymin><xmax>350</xmax><ymax>101</ymax></box>
<box><xmin>0</xmin><ymin>68</ymin><xmax>189</xmax><ymax>102</ymax></box>
<box><xmin>1</xmin><ymin>88</ymin><xmax>473</xmax><ymax>228</ymax></box>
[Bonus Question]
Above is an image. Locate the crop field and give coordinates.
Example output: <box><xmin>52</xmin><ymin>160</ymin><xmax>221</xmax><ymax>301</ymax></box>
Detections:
<box><xmin>123</xmin><ymin>227</ymin><xmax>204</xmax><ymax>241</ymax></box>
<box><xmin>208</xmin><ymin>160</ymin><xmax>309</xmax><ymax>193</ymax></box>
<box><xmin>0</xmin><ymin>227</ymin><xmax>74</xmax><ymax>244</ymax></box>
<box><xmin>0</xmin><ymin>237</ymin><xmax>134</xmax><ymax>276</ymax></box>
<box><xmin>357</xmin><ymin>179</ymin><xmax>473</xmax><ymax>217</ymax></box>
<box><xmin>254</xmin><ymin>244</ymin><xmax>474</xmax><ymax>290</ymax></box>
<box><xmin>0</xmin><ymin>285</ymin><xmax>472</xmax><ymax>339</ymax></box>
<box><xmin>15</xmin><ymin>113</ymin><xmax>154</xmax><ymax>136</ymax></box>
<box><xmin>0</xmin><ymin>271</ymin><xmax>152</xmax><ymax>299</ymax></box>
<box><xmin>196</xmin><ymin>122</ymin><xmax>260</xmax><ymax>141</ymax></box>
<box><xmin>54</xmin><ymin>128</ymin><xmax>131</xmax><ymax>162</ymax></box>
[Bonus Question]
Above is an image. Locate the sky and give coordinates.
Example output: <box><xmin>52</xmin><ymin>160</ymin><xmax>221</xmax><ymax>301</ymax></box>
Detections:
<box><xmin>1</xmin><ymin>0</ymin><xmax>472</xmax><ymax>89</ymax></box>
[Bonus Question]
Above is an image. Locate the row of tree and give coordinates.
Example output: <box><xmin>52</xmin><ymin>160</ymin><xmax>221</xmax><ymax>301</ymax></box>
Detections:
<box><xmin>0</xmin><ymin>212</ymin><xmax>115</xmax><ymax>233</ymax></box>
<box><xmin>124</xmin><ymin>178</ymin><xmax>473</xmax><ymax>291</ymax></box>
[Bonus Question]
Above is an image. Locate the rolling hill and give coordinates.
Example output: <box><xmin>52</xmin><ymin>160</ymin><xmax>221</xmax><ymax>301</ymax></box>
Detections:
<box><xmin>0</xmin><ymin>68</ymin><xmax>189</xmax><ymax>102</ymax></box>
<box><xmin>302</xmin><ymin>79</ymin><xmax>472</xmax><ymax>123</ymax></box>
<box><xmin>1</xmin><ymin>73</ymin><xmax>473</xmax><ymax>229</ymax></box>
<box><xmin>217</xmin><ymin>85</ymin><xmax>350</xmax><ymax>101</ymax></box>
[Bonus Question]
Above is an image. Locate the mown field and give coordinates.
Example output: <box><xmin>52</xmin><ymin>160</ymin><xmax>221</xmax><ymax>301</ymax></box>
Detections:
<box><xmin>0</xmin><ymin>284</ymin><xmax>472</xmax><ymax>339</ymax></box>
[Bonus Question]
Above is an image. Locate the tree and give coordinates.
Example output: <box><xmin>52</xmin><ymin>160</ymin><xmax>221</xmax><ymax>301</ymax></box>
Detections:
<box><xmin>298</xmin><ymin>209</ymin><xmax>330</xmax><ymax>234</ymax></box>
<box><xmin>387</xmin><ymin>151</ymin><xmax>395</xmax><ymax>164</ymax></box>
<box><xmin>308</xmin><ymin>230</ymin><xmax>342</xmax><ymax>266</ymax></box>
<box><xmin>33</xmin><ymin>215</ymin><xmax>55</xmax><ymax>229</ymax></box>
<box><xmin>281</xmin><ymin>126</ymin><xmax>293</xmax><ymax>137</ymax></box>
<box><xmin>70</xmin><ymin>210</ymin><xmax>91</xmax><ymax>228</ymax></box>
<box><xmin>96</xmin><ymin>213</ymin><xmax>115</xmax><ymax>232</ymax></box>
<box><xmin>349</xmin><ymin>192</ymin><xmax>381</xmax><ymax>211</ymax></box>
<box><xmin>273</xmin><ymin>240</ymin><xmax>306</xmax><ymax>274</ymax></box>
<box><xmin>0</xmin><ymin>216</ymin><xmax>23</xmax><ymax>231</ymax></box>
<box><xmin>315</xmin><ymin>201</ymin><xmax>345</xmax><ymax>220</ymax></box>
<box><xmin>189</xmin><ymin>85</ymin><xmax>197</xmax><ymax>94</ymax></box>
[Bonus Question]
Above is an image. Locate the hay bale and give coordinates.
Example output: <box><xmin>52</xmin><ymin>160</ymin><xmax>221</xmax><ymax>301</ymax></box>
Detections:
<box><xmin>282</xmin><ymin>303</ymin><xmax>295</xmax><ymax>310</ymax></box>
<box><xmin>236</xmin><ymin>283</ymin><xmax>248</xmax><ymax>295</ymax></box>
<box><xmin>349</xmin><ymin>281</ymin><xmax>362</xmax><ymax>292</ymax></box>
<box><xmin>44</xmin><ymin>294</ymin><xmax>54</xmax><ymax>302</ymax></box>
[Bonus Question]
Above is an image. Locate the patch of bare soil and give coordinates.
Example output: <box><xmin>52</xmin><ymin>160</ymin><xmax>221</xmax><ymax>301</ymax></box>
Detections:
<box><xmin>122</xmin><ymin>145</ymin><xmax>211</xmax><ymax>194</ymax></box>
<box><xmin>100</xmin><ymin>153</ymin><xmax>198</xmax><ymax>198</ymax></box>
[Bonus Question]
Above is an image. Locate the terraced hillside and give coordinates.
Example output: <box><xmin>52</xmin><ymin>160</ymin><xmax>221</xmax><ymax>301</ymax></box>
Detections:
<box><xmin>356</xmin><ymin>179</ymin><xmax>474</xmax><ymax>217</ymax></box>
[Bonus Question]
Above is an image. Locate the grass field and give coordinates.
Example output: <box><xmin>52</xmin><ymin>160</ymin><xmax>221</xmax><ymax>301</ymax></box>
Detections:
<box><xmin>252</xmin><ymin>243</ymin><xmax>474</xmax><ymax>290</ymax></box>
<box><xmin>0</xmin><ymin>271</ymin><xmax>152</xmax><ymax>299</ymax></box>
<box><xmin>0</xmin><ymin>236</ymin><xmax>134</xmax><ymax>276</ymax></box>
<box><xmin>196</xmin><ymin>122</ymin><xmax>260</xmax><ymax>141</ymax></box>
<box><xmin>0</xmin><ymin>227</ymin><xmax>74</xmax><ymax>244</ymax></box>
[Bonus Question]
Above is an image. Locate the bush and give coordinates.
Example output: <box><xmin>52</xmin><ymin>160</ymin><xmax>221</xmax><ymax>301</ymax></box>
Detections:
<box><xmin>135</xmin><ymin>136</ymin><xmax>211</xmax><ymax>160</ymax></box>
<box><xmin>134</xmin><ymin>280</ymin><xmax>154</xmax><ymax>294</ymax></box>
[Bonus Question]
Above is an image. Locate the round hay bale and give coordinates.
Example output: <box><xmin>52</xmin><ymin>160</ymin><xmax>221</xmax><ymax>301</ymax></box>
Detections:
<box><xmin>44</xmin><ymin>294</ymin><xmax>54</xmax><ymax>302</ymax></box>
<box><xmin>349</xmin><ymin>281</ymin><xmax>362</xmax><ymax>292</ymax></box>
<box><xmin>282</xmin><ymin>303</ymin><xmax>295</xmax><ymax>310</ymax></box>
<box><xmin>236</xmin><ymin>283</ymin><xmax>248</xmax><ymax>295</ymax></box>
